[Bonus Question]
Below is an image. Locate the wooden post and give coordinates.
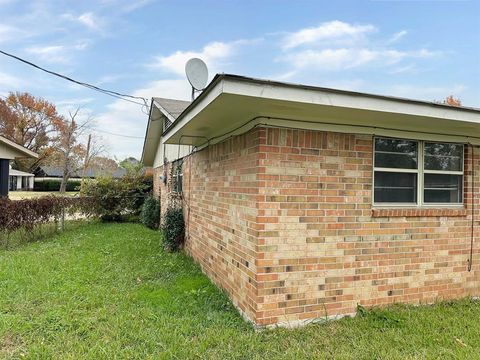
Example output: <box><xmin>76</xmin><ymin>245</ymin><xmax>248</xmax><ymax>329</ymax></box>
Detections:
<box><xmin>60</xmin><ymin>207</ymin><xmax>65</xmax><ymax>231</ymax></box>
<box><xmin>80</xmin><ymin>134</ymin><xmax>91</xmax><ymax>194</ymax></box>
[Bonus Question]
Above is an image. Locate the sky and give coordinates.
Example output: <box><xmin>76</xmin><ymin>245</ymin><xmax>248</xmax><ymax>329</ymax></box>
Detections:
<box><xmin>0</xmin><ymin>0</ymin><xmax>479</xmax><ymax>160</ymax></box>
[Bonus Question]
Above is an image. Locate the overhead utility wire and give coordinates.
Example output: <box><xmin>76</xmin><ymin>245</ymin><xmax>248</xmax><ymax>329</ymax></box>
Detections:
<box><xmin>94</xmin><ymin>128</ymin><xmax>144</xmax><ymax>139</ymax></box>
<box><xmin>0</xmin><ymin>49</ymin><xmax>149</xmax><ymax>108</ymax></box>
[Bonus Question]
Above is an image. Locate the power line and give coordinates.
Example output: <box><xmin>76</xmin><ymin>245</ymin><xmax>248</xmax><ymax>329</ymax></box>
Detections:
<box><xmin>93</xmin><ymin>128</ymin><xmax>144</xmax><ymax>139</ymax></box>
<box><xmin>0</xmin><ymin>49</ymin><xmax>150</xmax><ymax>109</ymax></box>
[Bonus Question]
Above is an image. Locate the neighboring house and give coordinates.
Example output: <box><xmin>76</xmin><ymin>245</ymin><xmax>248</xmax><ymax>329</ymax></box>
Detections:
<box><xmin>9</xmin><ymin>168</ymin><xmax>35</xmax><ymax>191</ymax></box>
<box><xmin>142</xmin><ymin>74</ymin><xmax>480</xmax><ymax>328</ymax></box>
<box><xmin>0</xmin><ymin>135</ymin><xmax>38</xmax><ymax>197</ymax></box>
<box><xmin>34</xmin><ymin>166</ymin><xmax>127</xmax><ymax>183</ymax></box>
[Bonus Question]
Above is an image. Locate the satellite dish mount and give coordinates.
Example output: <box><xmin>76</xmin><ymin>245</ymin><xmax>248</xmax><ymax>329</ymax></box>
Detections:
<box><xmin>185</xmin><ymin>58</ymin><xmax>208</xmax><ymax>101</ymax></box>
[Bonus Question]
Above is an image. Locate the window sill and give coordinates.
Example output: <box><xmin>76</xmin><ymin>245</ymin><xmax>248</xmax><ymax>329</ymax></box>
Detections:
<box><xmin>371</xmin><ymin>207</ymin><xmax>467</xmax><ymax>218</ymax></box>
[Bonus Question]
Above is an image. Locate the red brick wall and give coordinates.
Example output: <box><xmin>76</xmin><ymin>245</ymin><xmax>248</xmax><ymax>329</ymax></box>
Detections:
<box><xmin>180</xmin><ymin>128</ymin><xmax>263</xmax><ymax>322</ymax></box>
<box><xmin>153</xmin><ymin>162</ymin><xmax>181</xmax><ymax>217</ymax></box>
<box><xmin>154</xmin><ymin>126</ymin><xmax>480</xmax><ymax>327</ymax></box>
<box><xmin>255</xmin><ymin>127</ymin><xmax>480</xmax><ymax>326</ymax></box>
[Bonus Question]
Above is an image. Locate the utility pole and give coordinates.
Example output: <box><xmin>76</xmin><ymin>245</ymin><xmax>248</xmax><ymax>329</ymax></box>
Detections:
<box><xmin>80</xmin><ymin>134</ymin><xmax>91</xmax><ymax>194</ymax></box>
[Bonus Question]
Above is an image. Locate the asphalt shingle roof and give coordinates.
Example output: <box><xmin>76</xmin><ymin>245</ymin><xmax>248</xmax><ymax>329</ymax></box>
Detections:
<box><xmin>153</xmin><ymin>97</ymin><xmax>190</xmax><ymax>120</ymax></box>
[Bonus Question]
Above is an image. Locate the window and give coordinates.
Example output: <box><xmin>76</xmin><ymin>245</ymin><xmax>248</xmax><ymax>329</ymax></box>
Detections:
<box><xmin>423</xmin><ymin>142</ymin><xmax>463</xmax><ymax>204</ymax></box>
<box><xmin>374</xmin><ymin>138</ymin><xmax>418</xmax><ymax>204</ymax></box>
<box><xmin>374</xmin><ymin>138</ymin><xmax>463</xmax><ymax>206</ymax></box>
<box><xmin>172</xmin><ymin>160</ymin><xmax>183</xmax><ymax>194</ymax></box>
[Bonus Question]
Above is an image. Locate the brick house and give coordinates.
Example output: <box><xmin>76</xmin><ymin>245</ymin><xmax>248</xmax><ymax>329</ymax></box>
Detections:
<box><xmin>141</xmin><ymin>74</ymin><xmax>480</xmax><ymax>328</ymax></box>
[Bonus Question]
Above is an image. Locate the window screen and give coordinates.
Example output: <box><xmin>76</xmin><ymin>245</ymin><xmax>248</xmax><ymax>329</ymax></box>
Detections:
<box><xmin>374</xmin><ymin>138</ymin><xmax>464</xmax><ymax>205</ymax></box>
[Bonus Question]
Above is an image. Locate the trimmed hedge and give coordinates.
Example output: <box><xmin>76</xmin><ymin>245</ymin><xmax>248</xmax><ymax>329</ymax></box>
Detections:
<box><xmin>0</xmin><ymin>196</ymin><xmax>94</xmax><ymax>233</ymax></box>
<box><xmin>34</xmin><ymin>180</ymin><xmax>82</xmax><ymax>192</ymax></box>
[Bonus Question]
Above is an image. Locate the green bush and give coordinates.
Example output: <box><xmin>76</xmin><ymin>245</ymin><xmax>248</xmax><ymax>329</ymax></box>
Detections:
<box><xmin>140</xmin><ymin>197</ymin><xmax>160</xmax><ymax>229</ymax></box>
<box><xmin>34</xmin><ymin>180</ymin><xmax>81</xmax><ymax>192</ymax></box>
<box><xmin>161</xmin><ymin>207</ymin><xmax>184</xmax><ymax>251</ymax></box>
<box><xmin>80</xmin><ymin>174</ymin><xmax>150</xmax><ymax>222</ymax></box>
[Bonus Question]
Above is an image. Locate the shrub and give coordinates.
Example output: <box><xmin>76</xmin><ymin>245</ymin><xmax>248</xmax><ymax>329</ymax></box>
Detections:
<box><xmin>80</xmin><ymin>174</ymin><xmax>151</xmax><ymax>222</ymax></box>
<box><xmin>161</xmin><ymin>207</ymin><xmax>184</xmax><ymax>251</ymax></box>
<box><xmin>140</xmin><ymin>197</ymin><xmax>160</xmax><ymax>229</ymax></box>
<box><xmin>0</xmin><ymin>196</ymin><xmax>95</xmax><ymax>245</ymax></box>
<box><xmin>34</xmin><ymin>180</ymin><xmax>82</xmax><ymax>192</ymax></box>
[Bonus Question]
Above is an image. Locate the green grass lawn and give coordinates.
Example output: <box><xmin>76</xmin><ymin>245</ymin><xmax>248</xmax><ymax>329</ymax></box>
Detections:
<box><xmin>1</xmin><ymin>223</ymin><xmax>480</xmax><ymax>359</ymax></box>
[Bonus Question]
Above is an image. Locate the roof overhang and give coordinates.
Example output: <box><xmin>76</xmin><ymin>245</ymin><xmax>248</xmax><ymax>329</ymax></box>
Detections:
<box><xmin>0</xmin><ymin>135</ymin><xmax>39</xmax><ymax>160</ymax></box>
<box><xmin>163</xmin><ymin>74</ymin><xmax>480</xmax><ymax>147</ymax></box>
<box><xmin>9</xmin><ymin>169</ymin><xmax>34</xmax><ymax>176</ymax></box>
<box><xmin>141</xmin><ymin>99</ymin><xmax>166</xmax><ymax>166</ymax></box>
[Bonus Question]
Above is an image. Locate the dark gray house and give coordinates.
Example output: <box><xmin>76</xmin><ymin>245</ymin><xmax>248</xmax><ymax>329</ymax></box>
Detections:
<box><xmin>0</xmin><ymin>135</ymin><xmax>38</xmax><ymax>197</ymax></box>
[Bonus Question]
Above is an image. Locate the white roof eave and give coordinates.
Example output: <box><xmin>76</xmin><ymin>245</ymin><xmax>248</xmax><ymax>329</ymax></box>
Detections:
<box><xmin>162</xmin><ymin>76</ymin><xmax>480</xmax><ymax>147</ymax></box>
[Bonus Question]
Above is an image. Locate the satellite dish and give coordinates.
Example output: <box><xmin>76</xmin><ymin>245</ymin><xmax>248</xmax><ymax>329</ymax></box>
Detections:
<box><xmin>185</xmin><ymin>58</ymin><xmax>208</xmax><ymax>99</ymax></box>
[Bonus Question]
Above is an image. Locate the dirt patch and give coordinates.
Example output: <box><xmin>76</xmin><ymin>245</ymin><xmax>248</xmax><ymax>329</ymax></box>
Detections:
<box><xmin>1</xmin><ymin>333</ymin><xmax>25</xmax><ymax>357</ymax></box>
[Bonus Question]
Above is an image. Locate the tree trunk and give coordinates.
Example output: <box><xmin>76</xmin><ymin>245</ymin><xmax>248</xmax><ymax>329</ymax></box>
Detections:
<box><xmin>60</xmin><ymin>172</ymin><xmax>69</xmax><ymax>193</ymax></box>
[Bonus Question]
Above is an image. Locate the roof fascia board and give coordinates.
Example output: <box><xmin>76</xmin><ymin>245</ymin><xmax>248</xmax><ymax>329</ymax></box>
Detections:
<box><xmin>140</xmin><ymin>98</ymin><xmax>155</xmax><ymax>163</ymax></box>
<box><xmin>224</xmin><ymin>74</ymin><xmax>480</xmax><ymax>114</ymax></box>
<box><xmin>161</xmin><ymin>73</ymin><xmax>480</xmax><ymax>147</ymax></box>
<box><xmin>0</xmin><ymin>136</ymin><xmax>38</xmax><ymax>158</ymax></box>
<box><xmin>162</xmin><ymin>79</ymin><xmax>224</xmax><ymax>144</ymax></box>
<box><xmin>223</xmin><ymin>79</ymin><xmax>480</xmax><ymax>124</ymax></box>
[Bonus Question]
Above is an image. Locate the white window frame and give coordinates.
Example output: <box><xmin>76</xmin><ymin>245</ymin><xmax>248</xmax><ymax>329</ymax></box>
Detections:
<box><xmin>373</xmin><ymin>137</ymin><xmax>464</xmax><ymax>208</ymax></box>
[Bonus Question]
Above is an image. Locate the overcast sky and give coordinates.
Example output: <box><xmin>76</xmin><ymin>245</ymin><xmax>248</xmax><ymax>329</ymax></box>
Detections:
<box><xmin>0</xmin><ymin>0</ymin><xmax>479</xmax><ymax>159</ymax></box>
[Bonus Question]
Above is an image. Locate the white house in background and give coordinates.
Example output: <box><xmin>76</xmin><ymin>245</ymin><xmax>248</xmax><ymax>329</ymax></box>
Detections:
<box><xmin>9</xmin><ymin>167</ymin><xmax>35</xmax><ymax>191</ymax></box>
<box><xmin>0</xmin><ymin>135</ymin><xmax>38</xmax><ymax>197</ymax></box>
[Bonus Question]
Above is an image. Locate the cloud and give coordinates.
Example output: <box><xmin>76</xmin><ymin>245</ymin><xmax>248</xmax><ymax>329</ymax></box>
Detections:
<box><xmin>149</xmin><ymin>42</ymin><xmax>234</xmax><ymax>76</ymax></box>
<box><xmin>149</xmin><ymin>38</ymin><xmax>260</xmax><ymax>76</ymax></box>
<box><xmin>101</xmin><ymin>36</ymin><xmax>259</xmax><ymax>157</ymax></box>
<box><xmin>282</xmin><ymin>20</ymin><xmax>376</xmax><ymax>49</ymax></box>
<box><xmin>61</xmin><ymin>12</ymin><xmax>104</xmax><ymax>31</ymax></box>
<box><xmin>0</xmin><ymin>71</ymin><xmax>23</xmax><ymax>90</ymax></box>
<box><xmin>277</xmin><ymin>21</ymin><xmax>439</xmax><ymax>76</ymax></box>
<box><xmin>25</xmin><ymin>41</ymin><xmax>89</xmax><ymax>64</ymax></box>
<box><xmin>121</xmin><ymin>0</ymin><xmax>153</xmax><ymax>13</ymax></box>
<box><xmin>281</xmin><ymin>48</ymin><xmax>437</xmax><ymax>71</ymax></box>
<box><xmin>389</xmin><ymin>64</ymin><xmax>418</xmax><ymax>74</ymax></box>
<box><xmin>26</xmin><ymin>45</ymin><xmax>69</xmax><ymax>63</ymax></box>
<box><xmin>78</xmin><ymin>12</ymin><xmax>102</xmax><ymax>30</ymax></box>
<box><xmin>0</xmin><ymin>24</ymin><xmax>25</xmax><ymax>43</ymax></box>
<box><xmin>96</xmin><ymin>0</ymin><xmax>153</xmax><ymax>13</ymax></box>
<box><xmin>95</xmin><ymin>79</ymin><xmax>191</xmax><ymax>158</ymax></box>
<box><xmin>56</xmin><ymin>97</ymin><xmax>95</xmax><ymax>107</ymax></box>
<box><xmin>387</xmin><ymin>30</ymin><xmax>408</xmax><ymax>44</ymax></box>
<box><xmin>96</xmin><ymin>74</ymin><xmax>128</xmax><ymax>85</ymax></box>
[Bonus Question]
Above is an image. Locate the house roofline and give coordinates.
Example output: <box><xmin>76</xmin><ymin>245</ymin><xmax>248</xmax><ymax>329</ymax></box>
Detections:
<box><xmin>162</xmin><ymin>73</ymin><xmax>480</xmax><ymax>139</ymax></box>
<box><xmin>0</xmin><ymin>135</ymin><xmax>39</xmax><ymax>159</ymax></box>
<box><xmin>140</xmin><ymin>98</ymin><xmax>155</xmax><ymax>164</ymax></box>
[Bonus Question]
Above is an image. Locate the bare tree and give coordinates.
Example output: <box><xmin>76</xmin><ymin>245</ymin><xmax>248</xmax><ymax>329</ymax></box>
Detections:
<box><xmin>53</xmin><ymin>108</ymin><xmax>104</xmax><ymax>193</ymax></box>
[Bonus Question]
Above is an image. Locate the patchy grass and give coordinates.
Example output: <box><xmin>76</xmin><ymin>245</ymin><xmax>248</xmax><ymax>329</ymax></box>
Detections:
<box><xmin>8</xmin><ymin>191</ymin><xmax>78</xmax><ymax>200</ymax></box>
<box><xmin>1</xmin><ymin>223</ymin><xmax>479</xmax><ymax>359</ymax></box>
